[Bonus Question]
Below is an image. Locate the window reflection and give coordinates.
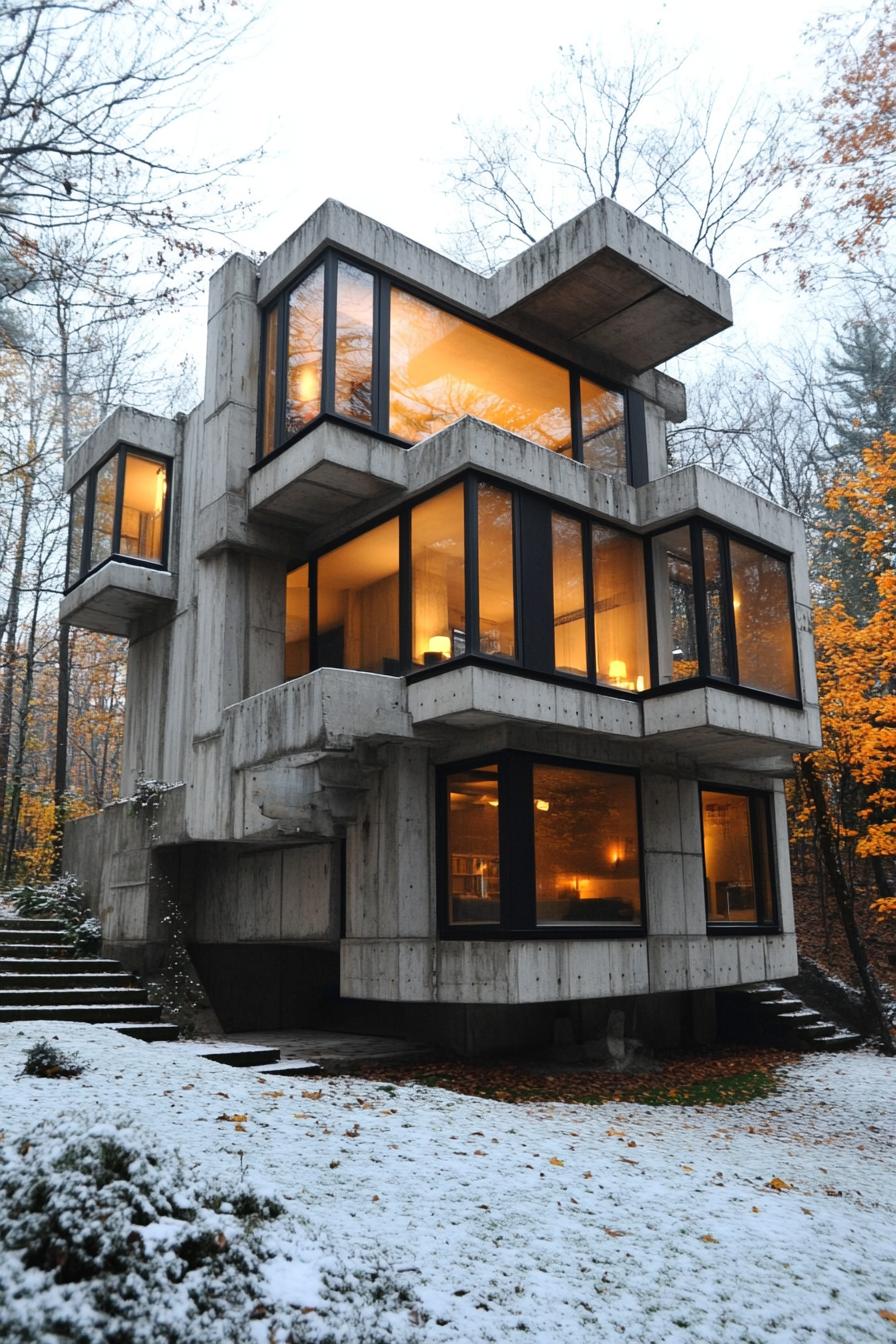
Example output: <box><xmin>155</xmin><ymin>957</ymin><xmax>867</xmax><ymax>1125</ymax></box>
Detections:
<box><xmin>702</xmin><ymin>530</ymin><xmax>731</xmax><ymax>680</ymax></box>
<box><xmin>552</xmin><ymin>513</ymin><xmax>587</xmax><ymax>676</ymax></box>
<box><xmin>411</xmin><ymin>484</ymin><xmax>465</xmax><ymax>666</ymax></box>
<box><xmin>534</xmin><ymin>765</ymin><xmax>641</xmax><ymax>925</ymax></box>
<box><xmin>730</xmin><ymin>541</ymin><xmax>797</xmax><ymax>698</ymax></box>
<box><xmin>285</xmin><ymin>563</ymin><xmax>310</xmax><ymax>680</ymax></box>
<box><xmin>389</xmin><ymin>288</ymin><xmax>572</xmax><ymax>452</ymax></box>
<box><xmin>446</xmin><ymin>765</ymin><xmax>500</xmax><ymax>925</ymax></box>
<box><xmin>261</xmin><ymin>304</ymin><xmax>279</xmax><ymax>457</ymax></box>
<box><xmin>701</xmin><ymin>789</ymin><xmax>774</xmax><ymax>925</ymax></box>
<box><xmin>67</xmin><ymin>480</ymin><xmax>87</xmax><ymax>586</ymax></box>
<box><xmin>119</xmin><ymin>454</ymin><xmax>166</xmax><ymax>564</ymax></box>
<box><xmin>90</xmin><ymin>457</ymin><xmax>118</xmax><ymax>570</ymax></box>
<box><xmin>317</xmin><ymin>518</ymin><xmax>400</xmax><ymax>674</ymax></box>
<box><xmin>478</xmin><ymin>483</ymin><xmax>515</xmax><ymax>658</ymax></box>
<box><xmin>653</xmin><ymin>527</ymin><xmax>698</xmax><ymax>683</ymax></box>
<box><xmin>592</xmin><ymin>525</ymin><xmax>650</xmax><ymax>690</ymax></box>
<box><xmin>285</xmin><ymin>265</ymin><xmax>325</xmax><ymax>437</ymax></box>
<box><xmin>581</xmin><ymin>380</ymin><xmax>626</xmax><ymax>477</ymax></box>
<box><xmin>334</xmin><ymin>262</ymin><xmax>373</xmax><ymax>425</ymax></box>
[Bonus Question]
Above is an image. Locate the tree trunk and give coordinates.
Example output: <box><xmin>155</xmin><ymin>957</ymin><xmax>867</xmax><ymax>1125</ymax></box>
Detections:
<box><xmin>51</xmin><ymin>621</ymin><xmax>70</xmax><ymax>875</ymax></box>
<box><xmin>800</xmin><ymin>755</ymin><xmax>895</xmax><ymax>1054</ymax></box>
<box><xmin>0</xmin><ymin>468</ymin><xmax>34</xmax><ymax>836</ymax></box>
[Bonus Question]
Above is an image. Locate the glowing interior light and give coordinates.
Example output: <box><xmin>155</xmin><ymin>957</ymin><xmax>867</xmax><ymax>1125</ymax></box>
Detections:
<box><xmin>427</xmin><ymin>635</ymin><xmax>452</xmax><ymax>659</ymax></box>
<box><xmin>298</xmin><ymin>365</ymin><xmax>321</xmax><ymax>404</ymax></box>
<box><xmin>486</xmin><ymin>798</ymin><xmax>499</xmax><ymax>808</ymax></box>
<box><xmin>608</xmin><ymin>659</ymin><xmax>628</xmax><ymax>682</ymax></box>
<box><xmin>534</xmin><ymin>798</ymin><xmax>550</xmax><ymax>812</ymax></box>
<box><xmin>635</xmin><ymin>675</ymin><xmax>645</xmax><ymax>693</ymax></box>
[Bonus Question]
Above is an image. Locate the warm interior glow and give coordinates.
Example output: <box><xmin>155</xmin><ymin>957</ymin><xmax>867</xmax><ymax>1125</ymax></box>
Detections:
<box><xmin>411</xmin><ymin>484</ymin><xmax>465</xmax><ymax>664</ymax></box>
<box><xmin>90</xmin><ymin>457</ymin><xmax>118</xmax><ymax>569</ymax></box>
<box><xmin>478</xmin><ymin>482</ymin><xmax>515</xmax><ymax>657</ymax></box>
<box><xmin>534</xmin><ymin>798</ymin><xmax>550</xmax><ymax>813</ymax></box>
<box><xmin>580</xmin><ymin>380</ymin><xmax>626</xmax><ymax>477</ymax></box>
<box><xmin>552</xmin><ymin>512</ymin><xmax>587</xmax><ymax>676</ymax></box>
<box><xmin>427</xmin><ymin>635</ymin><xmax>451</xmax><ymax>658</ymax></box>
<box><xmin>593</xmin><ymin>524</ymin><xmax>650</xmax><ymax>690</ymax></box>
<box><xmin>285</xmin><ymin>265</ymin><xmax>325</xmax><ymax>436</ymax></box>
<box><xmin>652</xmin><ymin>526</ymin><xmax>698</xmax><ymax>683</ymax></box>
<box><xmin>446</xmin><ymin>765</ymin><xmax>501</xmax><ymax>925</ymax></box>
<box><xmin>701</xmin><ymin>790</ymin><xmax>764</xmax><ymax>923</ymax></box>
<box><xmin>119</xmin><ymin>454</ymin><xmax>166</xmax><ymax>564</ymax></box>
<box><xmin>334</xmin><ymin>261</ymin><xmax>374</xmax><ymax>424</ymax></box>
<box><xmin>608</xmin><ymin>659</ymin><xmax>627</xmax><ymax>682</ymax></box>
<box><xmin>317</xmin><ymin>518</ymin><xmax>400</xmax><ymax>673</ymax></box>
<box><xmin>284</xmin><ymin>563</ymin><xmax>310</xmax><ymax>680</ymax></box>
<box><xmin>390</xmin><ymin>288</ymin><xmax>572</xmax><ymax>452</ymax></box>
<box><xmin>729</xmin><ymin>541</ymin><xmax>797</xmax><ymax>698</ymax></box>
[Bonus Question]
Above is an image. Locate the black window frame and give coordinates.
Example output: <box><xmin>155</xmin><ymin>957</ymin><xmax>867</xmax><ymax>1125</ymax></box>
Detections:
<box><xmin>64</xmin><ymin>443</ymin><xmax>173</xmax><ymax>594</ymax></box>
<box><xmin>284</xmin><ymin>468</ymin><xmax>803</xmax><ymax>710</ymax></box>
<box><xmin>643</xmin><ymin>519</ymin><xmax>802</xmax><ymax>706</ymax></box>
<box><xmin>698</xmin><ymin>783</ymin><xmax>780</xmax><ymax>934</ymax></box>
<box><xmin>436</xmin><ymin>750</ymin><xmax>646</xmax><ymax>940</ymax></box>
<box><xmin>254</xmin><ymin>247</ymin><xmax>646</xmax><ymax>485</ymax></box>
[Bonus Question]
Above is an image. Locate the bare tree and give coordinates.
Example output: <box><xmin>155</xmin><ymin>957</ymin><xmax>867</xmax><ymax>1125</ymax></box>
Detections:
<box><xmin>446</xmin><ymin>44</ymin><xmax>786</xmax><ymax>277</ymax></box>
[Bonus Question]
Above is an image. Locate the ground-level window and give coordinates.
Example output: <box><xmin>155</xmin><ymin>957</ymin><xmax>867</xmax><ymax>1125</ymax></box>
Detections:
<box><xmin>442</xmin><ymin>753</ymin><xmax>642</xmax><ymax>934</ymax></box>
<box><xmin>66</xmin><ymin>448</ymin><xmax>170</xmax><ymax>591</ymax></box>
<box><xmin>700</xmin><ymin>787</ymin><xmax>777</xmax><ymax>927</ymax></box>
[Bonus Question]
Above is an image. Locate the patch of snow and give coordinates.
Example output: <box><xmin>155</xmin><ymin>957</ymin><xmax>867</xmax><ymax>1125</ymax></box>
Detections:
<box><xmin>1</xmin><ymin>1020</ymin><xmax>894</xmax><ymax>1342</ymax></box>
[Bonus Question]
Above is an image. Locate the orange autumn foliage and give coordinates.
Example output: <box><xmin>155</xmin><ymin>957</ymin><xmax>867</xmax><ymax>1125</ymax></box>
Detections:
<box><xmin>808</xmin><ymin>432</ymin><xmax>896</xmax><ymax>919</ymax></box>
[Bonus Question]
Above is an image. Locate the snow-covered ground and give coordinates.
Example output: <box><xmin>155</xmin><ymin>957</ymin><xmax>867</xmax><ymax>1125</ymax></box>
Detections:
<box><xmin>1</xmin><ymin>1021</ymin><xmax>894</xmax><ymax>1343</ymax></box>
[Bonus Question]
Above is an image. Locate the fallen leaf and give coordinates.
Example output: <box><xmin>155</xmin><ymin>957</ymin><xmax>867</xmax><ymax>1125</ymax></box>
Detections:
<box><xmin>344</xmin><ymin>1124</ymin><xmax>361</xmax><ymax>1139</ymax></box>
<box><xmin>627</xmin><ymin>1140</ymin><xmax>637</xmax><ymax>1148</ymax></box>
<box><xmin>620</xmin><ymin>1157</ymin><xmax>639</xmax><ymax>1166</ymax></box>
<box><xmin>234</xmin><ymin>1123</ymin><xmax>247</xmax><ymax>1133</ymax></box>
<box><xmin>372</xmin><ymin>1195</ymin><xmax>379</xmax><ymax>1202</ymax></box>
<box><xmin>583</xmin><ymin>1171</ymin><xmax>593</xmax><ymax>1180</ymax></box>
<box><xmin>329</xmin><ymin>1160</ymin><xmax>339</xmax><ymax>1169</ymax></box>
<box><xmin>549</xmin><ymin>1157</ymin><xmax>564</xmax><ymax>1167</ymax></box>
<box><xmin>261</xmin><ymin>1090</ymin><xmax>284</xmax><ymax>1099</ymax></box>
<box><xmin>681</xmin><ymin>1164</ymin><xmax>694</xmax><ymax>1174</ymax></box>
<box><xmin>302</xmin><ymin>1090</ymin><xmax>323</xmax><ymax>1101</ymax></box>
<box><xmin>766</xmin><ymin>1177</ymin><xmax>792</xmax><ymax>1191</ymax></box>
<box><xmin>474</xmin><ymin>1150</ymin><xmax>486</xmax><ymax>1157</ymax></box>
<box><xmin>879</xmin><ymin>1309</ymin><xmax>896</xmax><ymax>1323</ymax></box>
<box><xmin>751</xmin><ymin>1206</ymin><xmax>761</xmax><ymax>1213</ymax></box>
<box><xmin>604</xmin><ymin>1227</ymin><xmax>626</xmax><ymax>1237</ymax></box>
<box><xmin>293</xmin><ymin>1112</ymin><xmax>310</xmax><ymax>1119</ymax></box>
<box><xmin>607</xmin><ymin>1129</ymin><xmax>625</xmax><ymax>1137</ymax></box>
<box><xmin>216</xmin><ymin>1113</ymin><xmax>248</xmax><ymax>1124</ymax></box>
<box><xmin>701</xmin><ymin>1234</ymin><xmax>718</xmax><ymax>1243</ymax></box>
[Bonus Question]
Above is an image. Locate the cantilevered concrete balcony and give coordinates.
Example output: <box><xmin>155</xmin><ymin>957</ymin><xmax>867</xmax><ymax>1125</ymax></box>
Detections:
<box><xmin>60</xmin><ymin>562</ymin><xmax>177</xmax><ymax>637</ymax></box>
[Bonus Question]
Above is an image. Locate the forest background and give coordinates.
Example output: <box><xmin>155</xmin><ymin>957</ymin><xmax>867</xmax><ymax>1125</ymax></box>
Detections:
<box><xmin>0</xmin><ymin>0</ymin><xmax>893</xmax><ymax>1021</ymax></box>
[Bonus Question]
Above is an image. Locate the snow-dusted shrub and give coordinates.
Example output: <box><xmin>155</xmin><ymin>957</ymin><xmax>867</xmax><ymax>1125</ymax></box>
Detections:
<box><xmin>6</xmin><ymin>873</ymin><xmax>102</xmax><ymax>956</ymax></box>
<box><xmin>21</xmin><ymin>1040</ymin><xmax>84</xmax><ymax>1079</ymax></box>
<box><xmin>72</xmin><ymin>913</ymin><xmax>103</xmax><ymax>957</ymax></box>
<box><xmin>0</xmin><ymin>1113</ymin><xmax>282</xmax><ymax>1344</ymax></box>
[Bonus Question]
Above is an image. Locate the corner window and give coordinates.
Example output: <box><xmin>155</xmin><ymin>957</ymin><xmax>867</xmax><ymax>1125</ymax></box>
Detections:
<box><xmin>592</xmin><ymin>524</ymin><xmax>650</xmax><ymax>691</ymax></box>
<box><xmin>700</xmin><ymin>787</ymin><xmax>776</xmax><ymax>927</ymax></box>
<box><xmin>652</xmin><ymin>523</ymin><xmax>799</xmax><ymax>700</ymax></box>
<box><xmin>66</xmin><ymin>448</ymin><xmax>170</xmax><ymax>591</ymax></box>
<box><xmin>441</xmin><ymin>754</ymin><xmax>643</xmax><ymax>934</ymax></box>
<box><xmin>257</xmin><ymin>252</ymin><xmax>630</xmax><ymax>477</ymax></box>
<box><xmin>411</xmin><ymin>483</ymin><xmax>466</xmax><ymax>667</ymax></box>
<box><xmin>317</xmin><ymin>517</ymin><xmax>400</xmax><ymax>674</ymax></box>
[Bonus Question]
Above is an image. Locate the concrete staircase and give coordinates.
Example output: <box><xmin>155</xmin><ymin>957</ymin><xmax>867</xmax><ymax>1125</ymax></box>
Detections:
<box><xmin>0</xmin><ymin>916</ymin><xmax>178</xmax><ymax>1041</ymax></box>
<box><xmin>727</xmin><ymin>982</ymin><xmax>862</xmax><ymax>1052</ymax></box>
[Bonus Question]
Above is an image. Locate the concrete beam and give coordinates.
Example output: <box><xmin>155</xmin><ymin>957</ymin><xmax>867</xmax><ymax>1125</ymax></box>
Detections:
<box><xmin>64</xmin><ymin>406</ymin><xmax>177</xmax><ymax>493</ymax></box>
<box><xmin>60</xmin><ymin>562</ymin><xmax>176</xmax><ymax>637</ymax></box>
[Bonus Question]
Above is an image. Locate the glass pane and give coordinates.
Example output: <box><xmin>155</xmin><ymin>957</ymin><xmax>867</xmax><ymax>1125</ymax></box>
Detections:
<box><xmin>702</xmin><ymin>790</ymin><xmax>766</xmax><ymax>924</ymax></box>
<box><xmin>446</xmin><ymin>765</ymin><xmax>500</xmax><ymax>925</ymax></box>
<box><xmin>730</xmin><ymin>540</ymin><xmax>797</xmax><ymax>698</ymax></box>
<box><xmin>477</xmin><ymin>483</ymin><xmax>515</xmax><ymax>658</ymax></box>
<box><xmin>411</xmin><ymin>484</ymin><xmax>465</xmax><ymax>667</ymax></box>
<box><xmin>317</xmin><ymin>518</ymin><xmax>400</xmax><ymax>674</ymax></box>
<box><xmin>285</xmin><ymin>264</ymin><xmax>325</xmax><ymax>436</ymax></box>
<box><xmin>389</xmin><ymin>288</ymin><xmax>572</xmax><ymax>452</ymax></box>
<box><xmin>285</xmin><ymin>563</ymin><xmax>310</xmax><ymax>680</ymax></box>
<box><xmin>551</xmin><ymin>513</ymin><xmax>587</xmax><ymax>676</ymax></box>
<box><xmin>89</xmin><ymin>457</ymin><xmax>118</xmax><ymax>570</ymax></box>
<box><xmin>261</xmin><ymin>304</ymin><xmax>279</xmax><ymax>457</ymax></box>
<box><xmin>592</xmin><ymin>524</ymin><xmax>650</xmax><ymax>691</ymax></box>
<box><xmin>702</xmin><ymin>530</ymin><xmax>731</xmax><ymax>680</ymax></box>
<box><xmin>334</xmin><ymin>262</ymin><xmax>374</xmax><ymax>424</ymax></box>
<box><xmin>534</xmin><ymin>765</ymin><xmax>641</xmax><ymax>925</ymax></box>
<box><xmin>119</xmin><ymin>454</ymin><xmax>167</xmax><ymax>564</ymax></box>
<box><xmin>581</xmin><ymin>380</ymin><xmax>626</xmax><ymax>477</ymax></box>
<box><xmin>652</xmin><ymin>526</ymin><xmax>698</xmax><ymax>683</ymax></box>
<box><xmin>67</xmin><ymin>481</ymin><xmax>87</xmax><ymax>586</ymax></box>
<box><xmin>752</xmin><ymin>797</ymin><xmax>776</xmax><ymax>925</ymax></box>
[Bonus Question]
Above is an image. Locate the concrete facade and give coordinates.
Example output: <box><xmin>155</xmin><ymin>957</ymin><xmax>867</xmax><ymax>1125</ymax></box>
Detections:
<box><xmin>60</xmin><ymin>199</ymin><xmax>819</xmax><ymax>1053</ymax></box>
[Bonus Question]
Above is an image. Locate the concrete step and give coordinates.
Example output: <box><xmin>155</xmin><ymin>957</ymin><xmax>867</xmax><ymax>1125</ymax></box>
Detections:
<box><xmin>742</xmin><ymin>983</ymin><xmax>788</xmax><ymax>1000</ymax></box>
<box><xmin>776</xmin><ymin>1008</ymin><xmax>822</xmax><ymax>1024</ymax></box>
<box><xmin>0</xmin><ymin>928</ymin><xmax>69</xmax><ymax>945</ymax></box>
<box><xmin>255</xmin><ymin>1059</ymin><xmax>322</xmax><ymax>1078</ymax></box>
<box><xmin>0</xmin><ymin>1003</ymin><xmax>162</xmax><ymax>1023</ymax></box>
<box><xmin>0</xmin><ymin>957</ymin><xmax>118</xmax><ymax>974</ymax></box>
<box><xmin>111</xmin><ymin>1022</ymin><xmax>180</xmax><ymax>1042</ymax></box>
<box><xmin>811</xmin><ymin>1031</ymin><xmax>863</xmax><ymax>1051</ymax></box>
<box><xmin>189</xmin><ymin>1044</ymin><xmax>282</xmax><ymax>1068</ymax></box>
<box><xmin>0</xmin><ymin>973</ymin><xmax>135</xmax><ymax>990</ymax></box>
<box><xmin>0</xmin><ymin>987</ymin><xmax>146</xmax><ymax>1006</ymax></box>
<box><xmin>0</xmin><ymin>916</ymin><xmax>67</xmax><ymax>932</ymax></box>
<box><xmin>795</xmin><ymin>1019</ymin><xmax>838</xmax><ymax>1039</ymax></box>
<box><xmin>0</xmin><ymin>943</ymin><xmax>73</xmax><ymax>959</ymax></box>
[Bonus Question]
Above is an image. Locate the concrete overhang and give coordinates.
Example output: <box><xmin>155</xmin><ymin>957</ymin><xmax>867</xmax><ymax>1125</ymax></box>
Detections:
<box><xmin>59</xmin><ymin>562</ymin><xmax>176</xmax><ymax>637</ymax></box>
<box><xmin>257</xmin><ymin>198</ymin><xmax>730</xmax><ymax>384</ymax></box>
<box><xmin>64</xmin><ymin>406</ymin><xmax>177</xmax><ymax>493</ymax></box>
<box><xmin>642</xmin><ymin>688</ymin><xmax>822</xmax><ymax>772</ymax></box>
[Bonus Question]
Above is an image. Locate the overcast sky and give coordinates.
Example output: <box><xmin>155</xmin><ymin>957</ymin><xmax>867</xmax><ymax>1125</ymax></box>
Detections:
<box><xmin>168</xmin><ymin>0</ymin><xmax>842</xmax><ymax>387</ymax></box>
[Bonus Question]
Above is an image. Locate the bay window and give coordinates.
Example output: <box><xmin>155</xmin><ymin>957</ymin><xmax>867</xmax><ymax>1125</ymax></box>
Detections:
<box><xmin>66</xmin><ymin>448</ymin><xmax>170</xmax><ymax>591</ymax></box>
<box><xmin>700</xmin><ymin>787</ymin><xmax>777</xmax><ymax>927</ymax></box>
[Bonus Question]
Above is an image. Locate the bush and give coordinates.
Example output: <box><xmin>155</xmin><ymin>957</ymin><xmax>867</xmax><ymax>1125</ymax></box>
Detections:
<box><xmin>5</xmin><ymin>874</ymin><xmax>102</xmax><ymax>957</ymax></box>
<box><xmin>21</xmin><ymin>1040</ymin><xmax>84</xmax><ymax>1079</ymax></box>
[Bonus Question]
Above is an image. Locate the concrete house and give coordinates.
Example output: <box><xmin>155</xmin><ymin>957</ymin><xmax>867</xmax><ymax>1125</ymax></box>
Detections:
<box><xmin>60</xmin><ymin>199</ymin><xmax>821</xmax><ymax>1054</ymax></box>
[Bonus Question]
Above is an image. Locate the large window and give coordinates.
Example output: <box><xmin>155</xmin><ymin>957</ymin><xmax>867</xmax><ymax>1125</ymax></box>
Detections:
<box><xmin>66</xmin><ymin>448</ymin><xmax>170</xmax><ymax>590</ymax></box>
<box><xmin>441</xmin><ymin>754</ymin><xmax>642</xmax><ymax>933</ymax></box>
<box><xmin>317</xmin><ymin>517</ymin><xmax>400</xmax><ymax>674</ymax></box>
<box><xmin>652</xmin><ymin>523</ymin><xmax>799</xmax><ymax>700</ymax></box>
<box><xmin>258</xmin><ymin>253</ymin><xmax>634</xmax><ymax>479</ymax></box>
<box><xmin>700</xmin><ymin>787</ymin><xmax>776</xmax><ymax>927</ymax></box>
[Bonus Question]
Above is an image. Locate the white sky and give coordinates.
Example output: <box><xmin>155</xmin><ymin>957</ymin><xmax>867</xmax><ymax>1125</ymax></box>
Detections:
<box><xmin>166</xmin><ymin>0</ymin><xmax>840</xmax><ymax>392</ymax></box>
